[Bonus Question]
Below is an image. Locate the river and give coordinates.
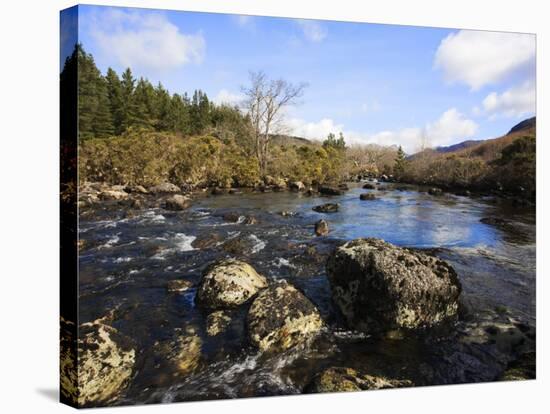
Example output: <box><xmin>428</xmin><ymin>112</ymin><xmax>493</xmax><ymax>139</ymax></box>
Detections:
<box><xmin>77</xmin><ymin>181</ymin><xmax>536</xmax><ymax>405</ymax></box>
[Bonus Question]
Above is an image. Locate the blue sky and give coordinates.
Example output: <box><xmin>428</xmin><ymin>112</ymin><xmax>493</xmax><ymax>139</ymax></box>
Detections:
<box><xmin>62</xmin><ymin>5</ymin><xmax>536</xmax><ymax>153</ymax></box>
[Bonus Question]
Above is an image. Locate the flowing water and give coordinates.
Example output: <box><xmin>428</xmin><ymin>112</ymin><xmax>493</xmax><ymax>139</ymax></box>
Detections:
<box><xmin>78</xmin><ymin>182</ymin><xmax>536</xmax><ymax>405</ymax></box>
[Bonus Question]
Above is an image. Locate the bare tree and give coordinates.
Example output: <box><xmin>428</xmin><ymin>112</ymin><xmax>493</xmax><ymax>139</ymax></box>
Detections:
<box><xmin>242</xmin><ymin>71</ymin><xmax>307</xmax><ymax>174</ymax></box>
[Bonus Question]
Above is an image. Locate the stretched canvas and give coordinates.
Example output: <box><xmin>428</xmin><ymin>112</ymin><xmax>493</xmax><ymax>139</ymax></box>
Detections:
<box><xmin>60</xmin><ymin>4</ymin><xmax>536</xmax><ymax>408</ymax></box>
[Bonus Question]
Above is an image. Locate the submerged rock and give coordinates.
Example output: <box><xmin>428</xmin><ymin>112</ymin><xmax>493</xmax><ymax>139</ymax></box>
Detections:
<box><xmin>149</xmin><ymin>182</ymin><xmax>181</xmax><ymax>194</ymax></box>
<box><xmin>362</xmin><ymin>183</ymin><xmax>376</xmax><ymax>190</ymax></box>
<box><xmin>499</xmin><ymin>352</ymin><xmax>536</xmax><ymax>381</ymax></box>
<box><xmin>206</xmin><ymin>310</ymin><xmax>232</xmax><ymax>336</ymax></box>
<box><xmin>312</xmin><ymin>203</ymin><xmax>339</xmax><ymax>213</ymax></box>
<box><xmin>164</xmin><ymin>194</ymin><xmax>191</xmax><ymax>211</ymax></box>
<box><xmin>166</xmin><ymin>279</ymin><xmax>193</xmax><ymax>293</ymax></box>
<box><xmin>319</xmin><ymin>186</ymin><xmax>343</xmax><ymax>196</ymax></box>
<box><xmin>73</xmin><ymin>321</ymin><xmax>135</xmax><ymax>406</ymax></box>
<box><xmin>326</xmin><ymin>238</ymin><xmax>461</xmax><ymax>333</ymax></box>
<box><xmin>359</xmin><ymin>193</ymin><xmax>376</xmax><ymax>200</ymax></box>
<box><xmin>155</xmin><ymin>325</ymin><xmax>202</xmax><ymax>376</ymax></box>
<box><xmin>196</xmin><ymin>259</ymin><xmax>268</xmax><ymax>309</ymax></box>
<box><xmin>247</xmin><ymin>280</ymin><xmax>323</xmax><ymax>352</ymax></box>
<box><xmin>306</xmin><ymin>367</ymin><xmax>413</xmax><ymax>393</ymax></box>
<box><xmin>315</xmin><ymin>219</ymin><xmax>329</xmax><ymax>236</ymax></box>
<box><xmin>428</xmin><ymin>187</ymin><xmax>443</xmax><ymax>196</ymax></box>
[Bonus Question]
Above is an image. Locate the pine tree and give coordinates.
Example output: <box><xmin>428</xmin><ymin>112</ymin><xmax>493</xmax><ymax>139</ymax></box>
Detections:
<box><xmin>120</xmin><ymin>68</ymin><xmax>139</xmax><ymax>132</ymax></box>
<box><xmin>76</xmin><ymin>44</ymin><xmax>114</xmax><ymax>140</ymax></box>
<box><xmin>394</xmin><ymin>145</ymin><xmax>407</xmax><ymax>178</ymax></box>
<box><xmin>93</xmin><ymin>77</ymin><xmax>114</xmax><ymax>138</ymax></box>
<box><xmin>105</xmin><ymin>68</ymin><xmax>124</xmax><ymax>135</ymax></box>
<box><xmin>190</xmin><ymin>89</ymin><xmax>211</xmax><ymax>134</ymax></box>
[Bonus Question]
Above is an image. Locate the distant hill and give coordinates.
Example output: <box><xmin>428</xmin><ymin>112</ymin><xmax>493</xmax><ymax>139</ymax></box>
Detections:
<box><xmin>434</xmin><ymin>140</ymin><xmax>484</xmax><ymax>153</ymax></box>
<box><xmin>271</xmin><ymin>134</ymin><xmax>314</xmax><ymax>147</ymax></box>
<box><xmin>508</xmin><ymin>117</ymin><xmax>536</xmax><ymax>135</ymax></box>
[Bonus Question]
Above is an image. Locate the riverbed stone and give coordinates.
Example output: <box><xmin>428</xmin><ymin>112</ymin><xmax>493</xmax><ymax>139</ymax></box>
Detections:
<box><xmin>164</xmin><ymin>194</ymin><xmax>191</xmax><ymax>211</ymax></box>
<box><xmin>247</xmin><ymin>280</ymin><xmax>323</xmax><ymax>351</ymax></box>
<box><xmin>319</xmin><ymin>186</ymin><xmax>343</xmax><ymax>196</ymax></box>
<box><xmin>362</xmin><ymin>183</ymin><xmax>376</xmax><ymax>190</ymax></box>
<box><xmin>156</xmin><ymin>325</ymin><xmax>202</xmax><ymax>376</ymax></box>
<box><xmin>326</xmin><ymin>238</ymin><xmax>461</xmax><ymax>333</ymax></box>
<box><xmin>73</xmin><ymin>321</ymin><xmax>135</xmax><ymax>406</ymax></box>
<box><xmin>315</xmin><ymin>219</ymin><xmax>329</xmax><ymax>236</ymax></box>
<box><xmin>290</xmin><ymin>181</ymin><xmax>306</xmax><ymax>191</ymax></box>
<box><xmin>196</xmin><ymin>259</ymin><xmax>268</xmax><ymax>309</ymax></box>
<box><xmin>313</xmin><ymin>203</ymin><xmax>339</xmax><ymax>213</ymax></box>
<box><xmin>167</xmin><ymin>279</ymin><xmax>193</xmax><ymax>293</ymax></box>
<box><xmin>149</xmin><ymin>182</ymin><xmax>181</xmax><ymax>194</ymax></box>
<box><xmin>307</xmin><ymin>367</ymin><xmax>413</xmax><ymax>393</ymax></box>
<box><xmin>206</xmin><ymin>311</ymin><xmax>232</xmax><ymax>336</ymax></box>
<box><xmin>359</xmin><ymin>193</ymin><xmax>376</xmax><ymax>200</ymax></box>
<box><xmin>99</xmin><ymin>189</ymin><xmax>129</xmax><ymax>201</ymax></box>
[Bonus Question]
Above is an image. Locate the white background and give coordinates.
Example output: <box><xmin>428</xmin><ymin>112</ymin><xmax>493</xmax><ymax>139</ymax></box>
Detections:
<box><xmin>0</xmin><ymin>0</ymin><xmax>547</xmax><ymax>412</ymax></box>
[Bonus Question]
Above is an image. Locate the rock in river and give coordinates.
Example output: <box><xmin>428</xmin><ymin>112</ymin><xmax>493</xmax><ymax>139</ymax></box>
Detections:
<box><xmin>247</xmin><ymin>280</ymin><xmax>323</xmax><ymax>352</ymax></box>
<box><xmin>315</xmin><ymin>219</ymin><xmax>329</xmax><ymax>236</ymax></box>
<box><xmin>149</xmin><ymin>182</ymin><xmax>181</xmax><ymax>194</ymax></box>
<box><xmin>206</xmin><ymin>310</ymin><xmax>232</xmax><ymax>336</ymax></box>
<box><xmin>362</xmin><ymin>183</ymin><xmax>376</xmax><ymax>190</ymax></box>
<box><xmin>312</xmin><ymin>203</ymin><xmax>339</xmax><ymax>213</ymax></box>
<box><xmin>359</xmin><ymin>193</ymin><xmax>376</xmax><ymax>201</ymax></box>
<box><xmin>99</xmin><ymin>189</ymin><xmax>129</xmax><ymax>201</ymax></box>
<box><xmin>164</xmin><ymin>194</ymin><xmax>190</xmax><ymax>211</ymax></box>
<box><xmin>306</xmin><ymin>367</ymin><xmax>412</xmax><ymax>393</ymax></box>
<box><xmin>155</xmin><ymin>325</ymin><xmax>202</xmax><ymax>376</ymax></box>
<box><xmin>319</xmin><ymin>186</ymin><xmax>343</xmax><ymax>196</ymax></box>
<box><xmin>326</xmin><ymin>238</ymin><xmax>461</xmax><ymax>333</ymax></box>
<box><xmin>289</xmin><ymin>181</ymin><xmax>306</xmax><ymax>191</ymax></box>
<box><xmin>167</xmin><ymin>279</ymin><xmax>193</xmax><ymax>292</ymax></box>
<box><xmin>68</xmin><ymin>321</ymin><xmax>135</xmax><ymax>406</ymax></box>
<box><xmin>196</xmin><ymin>259</ymin><xmax>268</xmax><ymax>309</ymax></box>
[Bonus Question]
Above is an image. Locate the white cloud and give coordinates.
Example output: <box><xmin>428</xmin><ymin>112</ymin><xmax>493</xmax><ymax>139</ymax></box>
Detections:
<box><xmin>213</xmin><ymin>89</ymin><xmax>244</xmax><ymax>106</ymax></box>
<box><xmin>482</xmin><ymin>81</ymin><xmax>535</xmax><ymax>118</ymax></box>
<box><xmin>289</xmin><ymin>108</ymin><xmax>478</xmax><ymax>153</ymax></box>
<box><xmin>296</xmin><ymin>20</ymin><xmax>327</xmax><ymax>43</ymax></box>
<box><xmin>434</xmin><ymin>30</ymin><xmax>535</xmax><ymax>90</ymax></box>
<box><xmin>424</xmin><ymin>108</ymin><xmax>478</xmax><ymax>147</ymax></box>
<box><xmin>288</xmin><ymin>118</ymin><xmax>343</xmax><ymax>139</ymax></box>
<box><xmin>90</xmin><ymin>9</ymin><xmax>205</xmax><ymax>71</ymax></box>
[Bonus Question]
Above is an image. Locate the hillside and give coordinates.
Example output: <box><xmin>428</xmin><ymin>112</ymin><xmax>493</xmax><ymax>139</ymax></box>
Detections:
<box><xmin>401</xmin><ymin>117</ymin><xmax>536</xmax><ymax>199</ymax></box>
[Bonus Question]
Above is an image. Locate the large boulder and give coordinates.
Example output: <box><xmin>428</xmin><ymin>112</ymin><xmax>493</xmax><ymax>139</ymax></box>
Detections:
<box><xmin>196</xmin><ymin>259</ymin><xmax>268</xmax><ymax>309</ymax></box>
<box><xmin>164</xmin><ymin>194</ymin><xmax>191</xmax><ymax>211</ymax></box>
<box><xmin>306</xmin><ymin>367</ymin><xmax>412</xmax><ymax>393</ymax></box>
<box><xmin>326</xmin><ymin>238</ymin><xmax>461</xmax><ymax>333</ymax></box>
<box><xmin>247</xmin><ymin>280</ymin><xmax>323</xmax><ymax>351</ymax></box>
<box><xmin>312</xmin><ymin>203</ymin><xmax>339</xmax><ymax>213</ymax></box>
<box><xmin>149</xmin><ymin>182</ymin><xmax>181</xmax><ymax>194</ymax></box>
<box><xmin>72</xmin><ymin>321</ymin><xmax>135</xmax><ymax>406</ymax></box>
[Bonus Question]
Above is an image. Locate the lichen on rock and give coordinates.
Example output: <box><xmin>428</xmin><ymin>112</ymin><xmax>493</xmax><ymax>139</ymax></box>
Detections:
<box><xmin>73</xmin><ymin>321</ymin><xmax>135</xmax><ymax>407</ymax></box>
<box><xmin>306</xmin><ymin>367</ymin><xmax>413</xmax><ymax>393</ymax></box>
<box><xmin>326</xmin><ymin>238</ymin><xmax>461</xmax><ymax>333</ymax></box>
<box><xmin>247</xmin><ymin>280</ymin><xmax>323</xmax><ymax>352</ymax></box>
<box><xmin>196</xmin><ymin>259</ymin><xmax>268</xmax><ymax>309</ymax></box>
